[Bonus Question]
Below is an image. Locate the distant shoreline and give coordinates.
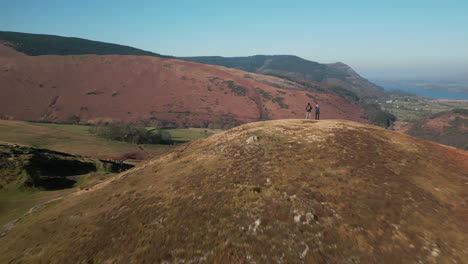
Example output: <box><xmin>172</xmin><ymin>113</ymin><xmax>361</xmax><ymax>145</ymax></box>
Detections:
<box><xmin>372</xmin><ymin>81</ymin><xmax>468</xmax><ymax>100</ymax></box>
<box><xmin>430</xmin><ymin>99</ymin><xmax>468</xmax><ymax>103</ymax></box>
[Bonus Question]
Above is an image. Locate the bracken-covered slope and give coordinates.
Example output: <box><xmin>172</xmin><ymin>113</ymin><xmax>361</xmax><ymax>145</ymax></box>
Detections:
<box><xmin>405</xmin><ymin>109</ymin><xmax>468</xmax><ymax>150</ymax></box>
<box><xmin>1</xmin><ymin>120</ymin><xmax>466</xmax><ymax>263</ymax></box>
<box><xmin>0</xmin><ymin>44</ymin><xmax>365</xmax><ymax>126</ymax></box>
<box><xmin>180</xmin><ymin>55</ymin><xmax>384</xmax><ymax>99</ymax></box>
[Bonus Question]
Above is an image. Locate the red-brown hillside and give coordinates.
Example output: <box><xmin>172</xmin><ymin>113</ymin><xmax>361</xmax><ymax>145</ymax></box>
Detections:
<box><xmin>404</xmin><ymin>109</ymin><xmax>468</xmax><ymax>150</ymax></box>
<box><xmin>0</xmin><ymin>43</ymin><xmax>26</xmax><ymax>58</ymax></box>
<box><xmin>0</xmin><ymin>44</ymin><xmax>365</xmax><ymax>126</ymax></box>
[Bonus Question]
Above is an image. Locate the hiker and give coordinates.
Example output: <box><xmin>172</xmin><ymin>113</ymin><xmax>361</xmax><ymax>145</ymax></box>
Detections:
<box><xmin>305</xmin><ymin>103</ymin><xmax>312</xmax><ymax>119</ymax></box>
<box><xmin>315</xmin><ymin>104</ymin><xmax>320</xmax><ymax>120</ymax></box>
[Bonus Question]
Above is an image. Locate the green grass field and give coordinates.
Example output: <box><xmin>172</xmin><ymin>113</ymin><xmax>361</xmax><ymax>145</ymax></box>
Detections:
<box><xmin>0</xmin><ymin>120</ymin><xmax>156</xmax><ymax>157</ymax></box>
<box><xmin>162</xmin><ymin>128</ymin><xmax>222</xmax><ymax>142</ymax></box>
<box><xmin>0</xmin><ymin>121</ymin><xmax>220</xmax><ymax>158</ymax></box>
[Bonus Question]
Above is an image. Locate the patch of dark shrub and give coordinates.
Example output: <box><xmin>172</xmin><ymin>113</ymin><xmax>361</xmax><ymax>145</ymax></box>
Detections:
<box><xmin>89</xmin><ymin>121</ymin><xmax>173</xmax><ymax>144</ymax></box>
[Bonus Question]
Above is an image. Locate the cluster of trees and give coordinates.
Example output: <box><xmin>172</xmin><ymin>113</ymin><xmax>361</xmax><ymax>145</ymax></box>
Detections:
<box><xmin>362</xmin><ymin>103</ymin><xmax>396</xmax><ymax>128</ymax></box>
<box><xmin>329</xmin><ymin>86</ymin><xmax>360</xmax><ymax>102</ymax></box>
<box><xmin>146</xmin><ymin>116</ymin><xmax>240</xmax><ymax>130</ymax></box>
<box><xmin>89</xmin><ymin>122</ymin><xmax>172</xmax><ymax>145</ymax></box>
<box><xmin>196</xmin><ymin>117</ymin><xmax>241</xmax><ymax>130</ymax></box>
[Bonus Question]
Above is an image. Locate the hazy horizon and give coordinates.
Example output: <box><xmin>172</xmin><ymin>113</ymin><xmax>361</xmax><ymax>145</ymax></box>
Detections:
<box><xmin>2</xmin><ymin>0</ymin><xmax>467</xmax><ymax>80</ymax></box>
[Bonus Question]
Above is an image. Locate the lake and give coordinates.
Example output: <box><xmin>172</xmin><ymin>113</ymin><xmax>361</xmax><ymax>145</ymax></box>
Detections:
<box><xmin>373</xmin><ymin>83</ymin><xmax>468</xmax><ymax>100</ymax></box>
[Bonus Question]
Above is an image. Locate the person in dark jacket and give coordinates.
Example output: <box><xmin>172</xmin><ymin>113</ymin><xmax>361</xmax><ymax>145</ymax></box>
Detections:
<box><xmin>305</xmin><ymin>103</ymin><xmax>312</xmax><ymax>119</ymax></box>
<box><xmin>315</xmin><ymin>104</ymin><xmax>320</xmax><ymax>120</ymax></box>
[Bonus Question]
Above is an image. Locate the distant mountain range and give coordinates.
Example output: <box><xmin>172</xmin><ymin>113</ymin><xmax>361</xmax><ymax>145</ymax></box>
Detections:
<box><xmin>0</xmin><ymin>43</ymin><xmax>369</xmax><ymax>127</ymax></box>
<box><xmin>0</xmin><ymin>31</ymin><xmax>394</xmax><ymax>127</ymax></box>
<box><xmin>0</xmin><ymin>31</ymin><xmax>383</xmax><ymax>99</ymax></box>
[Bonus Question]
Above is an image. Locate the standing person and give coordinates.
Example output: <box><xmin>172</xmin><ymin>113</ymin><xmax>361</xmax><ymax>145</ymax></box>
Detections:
<box><xmin>305</xmin><ymin>103</ymin><xmax>312</xmax><ymax>119</ymax></box>
<box><xmin>315</xmin><ymin>104</ymin><xmax>320</xmax><ymax>120</ymax></box>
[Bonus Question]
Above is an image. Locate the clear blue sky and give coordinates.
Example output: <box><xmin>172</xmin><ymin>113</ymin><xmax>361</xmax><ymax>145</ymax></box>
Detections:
<box><xmin>2</xmin><ymin>0</ymin><xmax>468</xmax><ymax>79</ymax></box>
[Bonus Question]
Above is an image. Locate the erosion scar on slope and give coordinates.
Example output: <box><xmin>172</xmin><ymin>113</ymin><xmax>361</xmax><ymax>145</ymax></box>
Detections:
<box><xmin>248</xmin><ymin>88</ymin><xmax>266</xmax><ymax>120</ymax></box>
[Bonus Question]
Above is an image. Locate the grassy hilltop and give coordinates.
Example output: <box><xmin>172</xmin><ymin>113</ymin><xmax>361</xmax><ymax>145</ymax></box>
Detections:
<box><xmin>1</xmin><ymin>119</ymin><xmax>466</xmax><ymax>263</ymax></box>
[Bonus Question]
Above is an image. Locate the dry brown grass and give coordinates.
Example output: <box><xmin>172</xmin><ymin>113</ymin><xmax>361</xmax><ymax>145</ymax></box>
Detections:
<box><xmin>0</xmin><ymin>119</ymin><xmax>467</xmax><ymax>263</ymax></box>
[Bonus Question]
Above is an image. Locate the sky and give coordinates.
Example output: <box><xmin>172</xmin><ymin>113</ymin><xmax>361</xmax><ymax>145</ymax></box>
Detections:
<box><xmin>2</xmin><ymin>0</ymin><xmax>468</xmax><ymax>79</ymax></box>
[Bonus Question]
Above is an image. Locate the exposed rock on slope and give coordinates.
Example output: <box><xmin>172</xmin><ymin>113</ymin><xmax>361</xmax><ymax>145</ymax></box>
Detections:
<box><xmin>1</xmin><ymin>120</ymin><xmax>466</xmax><ymax>263</ymax></box>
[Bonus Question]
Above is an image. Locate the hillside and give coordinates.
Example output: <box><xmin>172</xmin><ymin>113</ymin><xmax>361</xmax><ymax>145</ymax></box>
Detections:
<box><xmin>180</xmin><ymin>55</ymin><xmax>384</xmax><ymax>98</ymax></box>
<box><xmin>0</xmin><ymin>31</ymin><xmax>167</xmax><ymax>57</ymax></box>
<box><xmin>0</xmin><ymin>44</ymin><xmax>367</xmax><ymax>127</ymax></box>
<box><xmin>0</xmin><ymin>31</ymin><xmax>384</xmax><ymax>99</ymax></box>
<box><xmin>1</xmin><ymin>120</ymin><xmax>466</xmax><ymax>263</ymax></box>
<box><xmin>404</xmin><ymin>109</ymin><xmax>468</xmax><ymax>150</ymax></box>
